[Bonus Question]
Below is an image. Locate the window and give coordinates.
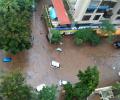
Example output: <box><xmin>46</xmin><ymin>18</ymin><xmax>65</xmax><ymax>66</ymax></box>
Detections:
<box><xmin>116</xmin><ymin>16</ymin><xmax>120</xmax><ymax>20</ymax></box>
<box><xmin>82</xmin><ymin>15</ymin><xmax>91</xmax><ymax>21</ymax></box>
<box><xmin>86</xmin><ymin>8</ymin><xmax>95</xmax><ymax>13</ymax></box>
<box><xmin>100</xmin><ymin>1</ymin><xmax>116</xmax><ymax>8</ymax></box>
<box><xmin>117</xmin><ymin>9</ymin><xmax>120</xmax><ymax>14</ymax></box>
<box><xmin>93</xmin><ymin>15</ymin><xmax>101</xmax><ymax>20</ymax></box>
<box><xmin>96</xmin><ymin>1</ymin><xmax>116</xmax><ymax>13</ymax></box>
<box><xmin>103</xmin><ymin>10</ymin><xmax>113</xmax><ymax>18</ymax></box>
<box><xmin>86</xmin><ymin>0</ymin><xmax>100</xmax><ymax>13</ymax></box>
<box><xmin>96</xmin><ymin>8</ymin><xmax>106</xmax><ymax>13</ymax></box>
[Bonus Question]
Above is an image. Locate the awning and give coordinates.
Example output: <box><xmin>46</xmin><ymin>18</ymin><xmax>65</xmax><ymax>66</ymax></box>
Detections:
<box><xmin>51</xmin><ymin>0</ymin><xmax>71</xmax><ymax>25</ymax></box>
<box><xmin>49</xmin><ymin>7</ymin><xmax>57</xmax><ymax>20</ymax></box>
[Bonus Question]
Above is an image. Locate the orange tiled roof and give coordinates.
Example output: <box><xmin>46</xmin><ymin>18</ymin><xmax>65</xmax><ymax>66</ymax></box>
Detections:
<box><xmin>51</xmin><ymin>0</ymin><xmax>71</xmax><ymax>25</ymax></box>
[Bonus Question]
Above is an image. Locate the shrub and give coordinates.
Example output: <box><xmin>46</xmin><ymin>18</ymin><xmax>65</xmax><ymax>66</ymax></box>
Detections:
<box><xmin>74</xmin><ymin>29</ymin><xmax>88</xmax><ymax>42</ymax></box>
<box><xmin>74</xmin><ymin>38</ymin><xmax>83</xmax><ymax>46</ymax></box>
<box><xmin>74</xmin><ymin>29</ymin><xmax>86</xmax><ymax>46</ymax></box>
<box><xmin>88</xmin><ymin>31</ymin><xmax>101</xmax><ymax>46</ymax></box>
<box><xmin>50</xmin><ymin>30</ymin><xmax>62</xmax><ymax>44</ymax></box>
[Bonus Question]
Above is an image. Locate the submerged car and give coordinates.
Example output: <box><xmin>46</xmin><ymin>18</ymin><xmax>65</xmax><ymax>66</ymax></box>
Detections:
<box><xmin>113</xmin><ymin>41</ymin><xmax>120</xmax><ymax>48</ymax></box>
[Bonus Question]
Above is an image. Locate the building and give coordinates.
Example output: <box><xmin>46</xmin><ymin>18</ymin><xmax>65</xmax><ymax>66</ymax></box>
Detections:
<box><xmin>67</xmin><ymin>0</ymin><xmax>120</xmax><ymax>28</ymax></box>
<box><xmin>47</xmin><ymin>0</ymin><xmax>120</xmax><ymax>36</ymax></box>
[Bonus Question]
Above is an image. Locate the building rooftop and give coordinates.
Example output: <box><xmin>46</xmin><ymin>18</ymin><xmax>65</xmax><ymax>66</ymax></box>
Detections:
<box><xmin>51</xmin><ymin>0</ymin><xmax>71</xmax><ymax>25</ymax></box>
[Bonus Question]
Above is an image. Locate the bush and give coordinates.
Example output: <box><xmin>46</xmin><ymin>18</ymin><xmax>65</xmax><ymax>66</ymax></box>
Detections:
<box><xmin>88</xmin><ymin>31</ymin><xmax>101</xmax><ymax>46</ymax></box>
<box><xmin>50</xmin><ymin>30</ymin><xmax>62</xmax><ymax>44</ymax></box>
<box><xmin>74</xmin><ymin>38</ymin><xmax>83</xmax><ymax>46</ymax></box>
<box><xmin>74</xmin><ymin>29</ymin><xmax>88</xmax><ymax>42</ymax></box>
<box><xmin>74</xmin><ymin>28</ymin><xmax>101</xmax><ymax>46</ymax></box>
<box><xmin>74</xmin><ymin>29</ymin><xmax>86</xmax><ymax>46</ymax></box>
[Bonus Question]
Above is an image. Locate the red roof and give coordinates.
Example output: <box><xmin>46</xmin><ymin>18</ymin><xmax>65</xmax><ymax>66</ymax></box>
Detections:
<box><xmin>52</xmin><ymin>0</ymin><xmax>71</xmax><ymax>25</ymax></box>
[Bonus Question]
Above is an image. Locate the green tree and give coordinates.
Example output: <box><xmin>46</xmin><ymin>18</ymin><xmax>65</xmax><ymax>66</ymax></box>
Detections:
<box><xmin>112</xmin><ymin>82</ymin><xmax>120</xmax><ymax>99</ymax></box>
<box><xmin>38</xmin><ymin>85</ymin><xmax>57</xmax><ymax>100</ymax></box>
<box><xmin>0</xmin><ymin>0</ymin><xmax>19</xmax><ymax>13</ymax></box>
<box><xmin>63</xmin><ymin>82</ymin><xmax>74</xmax><ymax>100</ymax></box>
<box><xmin>74</xmin><ymin>38</ymin><xmax>83</xmax><ymax>46</ymax></box>
<box><xmin>74</xmin><ymin>28</ymin><xmax>101</xmax><ymax>46</ymax></box>
<box><xmin>0</xmin><ymin>72</ymin><xmax>33</xmax><ymax>100</ymax></box>
<box><xmin>0</xmin><ymin>0</ymin><xmax>32</xmax><ymax>12</ymax></box>
<box><xmin>0</xmin><ymin>0</ymin><xmax>32</xmax><ymax>54</ymax></box>
<box><xmin>100</xmin><ymin>20</ymin><xmax>115</xmax><ymax>43</ymax></box>
<box><xmin>50</xmin><ymin>30</ymin><xmax>62</xmax><ymax>44</ymax></box>
<box><xmin>64</xmin><ymin>66</ymin><xmax>99</xmax><ymax>100</ymax></box>
<box><xmin>88</xmin><ymin>30</ymin><xmax>101</xmax><ymax>46</ymax></box>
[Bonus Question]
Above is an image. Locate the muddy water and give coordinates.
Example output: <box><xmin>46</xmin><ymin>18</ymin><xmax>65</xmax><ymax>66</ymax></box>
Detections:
<box><xmin>51</xmin><ymin>36</ymin><xmax>120</xmax><ymax>87</ymax></box>
<box><xmin>0</xmin><ymin>0</ymin><xmax>119</xmax><ymax>91</ymax></box>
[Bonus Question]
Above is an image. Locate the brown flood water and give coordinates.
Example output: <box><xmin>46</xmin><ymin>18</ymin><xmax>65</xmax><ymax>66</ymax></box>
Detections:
<box><xmin>0</xmin><ymin>1</ymin><xmax>119</xmax><ymax>98</ymax></box>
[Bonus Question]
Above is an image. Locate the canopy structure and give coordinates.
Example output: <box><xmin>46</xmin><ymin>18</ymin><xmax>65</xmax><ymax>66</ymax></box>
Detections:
<box><xmin>51</xmin><ymin>0</ymin><xmax>71</xmax><ymax>25</ymax></box>
<box><xmin>49</xmin><ymin>7</ymin><xmax>57</xmax><ymax>20</ymax></box>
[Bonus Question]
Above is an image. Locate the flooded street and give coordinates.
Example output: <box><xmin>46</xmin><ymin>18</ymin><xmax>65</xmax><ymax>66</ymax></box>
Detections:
<box><xmin>0</xmin><ymin>0</ymin><xmax>120</xmax><ymax>91</ymax></box>
<box><xmin>50</xmin><ymin>36</ymin><xmax>120</xmax><ymax>87</ymax></box>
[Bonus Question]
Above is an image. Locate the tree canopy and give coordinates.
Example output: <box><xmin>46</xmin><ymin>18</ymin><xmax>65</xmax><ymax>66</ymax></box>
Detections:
<box><xmin>112</xmin><ymin>82</ymin><xmax>120</xmax><ymax>99</ymax></box>
<box><xmin>74</xmin><ymin>28</ymin><xmax>101</xmax><ymax>46</ymax></box>
<box><xmin>100</xmin><ymin>20</ymin><xmax>115</xmax><ymax>43</ymax></box>
<box><xmin>0</xmin><ymin>71</ymin><xmax>57</xmax><ymax>100</ymax></box>
<box><xmin>38</xmin><ymin>85</ymin><xmax>57</xmax><ymax>100</ymax></box>
<box><xmin>50</xmin><ymin>30</ymin><xmax>62</xmax><ymax>44</ymax></box>
<box><xmin>0</xmin><ymin>0</ymin><xmax>32</xmax><ymax>54</ymax></box>
<box><xmin>0</xmin><ymin>72</ymin><xmax>33</xmax><ymax>100</ymax></box>
<box><xmin>101</xmin><ymin>20</ymin><xmax>115</xmax><ymax>34</ymax></box>
<box><xmin>64</xmin><ymin>66</ymin><xmax>99</xmax><ymax>100</ymax></box>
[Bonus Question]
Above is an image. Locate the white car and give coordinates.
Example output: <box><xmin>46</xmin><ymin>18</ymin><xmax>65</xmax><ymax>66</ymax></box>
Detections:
<box><xmin>51</xmin><ymin>60</ymin><xmax>60</xmax><ymax>68</ymax></box>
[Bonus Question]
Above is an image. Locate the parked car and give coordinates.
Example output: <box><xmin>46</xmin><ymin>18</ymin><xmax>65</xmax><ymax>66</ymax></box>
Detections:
<box><xmin>113</xmin><ymin>41</ymin><xmax>120</xmax><ymax>48</ymax></box>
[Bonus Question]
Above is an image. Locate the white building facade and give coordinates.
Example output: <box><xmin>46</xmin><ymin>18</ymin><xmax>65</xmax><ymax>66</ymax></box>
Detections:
<box><xmin>67</xmin><ymin>0</ymin><xmax>120</xmax><ymax>28</ymax></box>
